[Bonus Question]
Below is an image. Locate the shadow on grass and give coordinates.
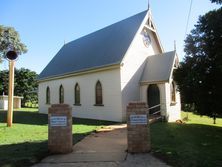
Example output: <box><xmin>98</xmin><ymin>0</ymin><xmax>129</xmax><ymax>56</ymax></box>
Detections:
<box><xmin>0</xmin><ymin>111</ymin><xmax>116</xmax><ymax>126</ymax></box>
<box><xmin>151</xmin><ymin>122</ymin><xmax>222</xmax><ymax>167</ymax></box>
<box><xmin>0</xmin><ymin>141</ymin><xmax>48</xmax><ymax>167</ymax></box>
<box><xmin>0</xmin><ymin>111</ymin><xmax>48</xmax><ymax>125</ymax></box>
<box><xmin>72</xmin><ymin>117</ymin><xmax>116</xmax><ymax>126</ymax></box>
<box><xmin>0</xmin><ymin>131</ymin><xmax>96</xmax><ymax>167</ymax></box>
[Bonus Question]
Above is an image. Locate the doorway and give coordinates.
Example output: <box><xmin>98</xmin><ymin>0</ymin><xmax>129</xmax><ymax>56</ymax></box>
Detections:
<box><xmin>147</xmin><ymin>84</ymin><xmax>160</xmax><ymax>114</ymax></box>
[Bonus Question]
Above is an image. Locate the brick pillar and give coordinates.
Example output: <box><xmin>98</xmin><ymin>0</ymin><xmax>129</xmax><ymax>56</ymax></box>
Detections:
<box><xmin>48</xmin><ymin>104</ymin><xmax>73</xmax><ymax>154</ymax></box>
<box><xmin>127</xmin><ymin>102</ymin><xmax>151</xmax><ymax>153</ymax></box>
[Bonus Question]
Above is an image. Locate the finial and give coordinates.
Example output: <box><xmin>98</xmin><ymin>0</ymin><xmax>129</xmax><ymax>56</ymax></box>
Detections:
<box><xmin>174</xmin><ymin>40</ymin><xmax>177</xmax><ymax>51</ymax></box>
<box><xmin>148</xmin><ymin>0</ymin><xmax>150</xmax><ymax>10</ymax></box>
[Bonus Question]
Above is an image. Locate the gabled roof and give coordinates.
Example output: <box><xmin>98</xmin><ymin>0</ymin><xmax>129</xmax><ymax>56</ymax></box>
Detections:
<box><xmin>38</xmin><ymin>11</ymin><xmax>147</xmax><ymax>80</ymax></box>
<box><xmin>140</xmin><ymin>51</ymin><xmax>176</xmax><ymax>84</ymax></box>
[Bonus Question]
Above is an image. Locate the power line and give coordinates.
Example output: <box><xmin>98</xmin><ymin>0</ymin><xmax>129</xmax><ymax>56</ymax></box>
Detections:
<box><xmin>180</xmin><ymin>0</ymin><xmax>193</xmax><ymax>57</ymax></box>
<box><xmin>184</xmin><ymin>0</ymin><xmax>193</xmax><ymax>39</ymax></box>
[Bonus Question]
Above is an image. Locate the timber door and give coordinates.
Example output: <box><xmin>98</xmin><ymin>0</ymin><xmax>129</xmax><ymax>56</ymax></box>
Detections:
<box><xmin>147</xmin><ymin>84</ymin><xmax>160</xmax><ymax>114</ymax></box>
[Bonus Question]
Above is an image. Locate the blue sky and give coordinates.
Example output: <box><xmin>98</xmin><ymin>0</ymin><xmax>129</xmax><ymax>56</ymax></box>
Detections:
<box><xmin>0</xmin><ymin>0</ymin><xmax>219</xmax><ymax>74</ymax></box>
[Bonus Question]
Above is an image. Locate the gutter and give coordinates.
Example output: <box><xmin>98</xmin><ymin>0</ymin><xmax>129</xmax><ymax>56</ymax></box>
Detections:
<box><xmin>37</xmin><ymin>63</ymin><xmax>120</xmax><ymax>83</ymax></box>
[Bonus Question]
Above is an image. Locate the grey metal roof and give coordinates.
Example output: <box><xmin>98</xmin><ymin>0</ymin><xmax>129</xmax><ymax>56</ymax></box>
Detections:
<box><xmin>140</xmin><ymin>51</ymin><xmax>176</xmax><ymax>83</ymax></box>
<box><xmin>38</xmin><ymin>11</ymin><xmax>147</xmax><ymax>80</ymax></box>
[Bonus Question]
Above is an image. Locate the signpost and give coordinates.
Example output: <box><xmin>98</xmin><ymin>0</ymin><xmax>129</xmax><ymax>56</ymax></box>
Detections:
<box><xmin>6</xmin><ymin>51</ymin><xmax>18</xmax><ymax>127</ymax></box>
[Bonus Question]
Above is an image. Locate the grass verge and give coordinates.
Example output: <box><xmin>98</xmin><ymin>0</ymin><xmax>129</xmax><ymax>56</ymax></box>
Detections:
<box><xmin>150</xmin><ymin>112</ymin><xmax>222</xmax><ymax>167</ymax></box>
<box><xmin>0</xmin><ymin>108</ymin><xmax>115</xmax><ymax>167</ymax></box>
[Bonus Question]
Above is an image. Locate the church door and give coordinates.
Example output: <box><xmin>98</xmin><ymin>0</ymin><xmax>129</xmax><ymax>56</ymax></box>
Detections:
<box><xmin>147</xmin><ymin>84</ymin><xmax>160</xmax><ymax>114</ymax></box>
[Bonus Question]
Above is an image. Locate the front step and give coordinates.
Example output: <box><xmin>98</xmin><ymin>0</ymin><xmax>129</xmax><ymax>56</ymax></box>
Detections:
<box><xmin>149</xmin><ymin>115</ymin><xmax>163</xmax><ymax>124</ymax></box>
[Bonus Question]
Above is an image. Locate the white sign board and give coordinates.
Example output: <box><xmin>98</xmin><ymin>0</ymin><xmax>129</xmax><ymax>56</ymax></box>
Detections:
<box><xmin>50</xmin><ymin>116</ymin><xmax>67</xmax><ymax>127</ymax></box>
<box><xmin>130</xmin><ymin>114</ymin><xmax>147</xmax><ymax>125</ymax></box>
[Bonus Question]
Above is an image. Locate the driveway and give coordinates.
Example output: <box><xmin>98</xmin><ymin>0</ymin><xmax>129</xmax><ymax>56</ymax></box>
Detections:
<box><xmin>33</xmin><ymin>124</ymin><xmax>170</xmax><ymax>167</ymax></box>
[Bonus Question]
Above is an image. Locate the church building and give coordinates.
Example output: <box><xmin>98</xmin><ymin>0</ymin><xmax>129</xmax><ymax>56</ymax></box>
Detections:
<box><xmin>38</xmin><ymin>9</ymin><xmax>181</xmax><ymax>122</ymax></box>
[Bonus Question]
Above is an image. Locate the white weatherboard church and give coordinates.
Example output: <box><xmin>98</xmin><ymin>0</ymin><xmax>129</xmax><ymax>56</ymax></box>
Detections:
<box><xmin>38</xmin><ymin>9</ymin><xmax>181</xmax><ymax>122</ymax></box>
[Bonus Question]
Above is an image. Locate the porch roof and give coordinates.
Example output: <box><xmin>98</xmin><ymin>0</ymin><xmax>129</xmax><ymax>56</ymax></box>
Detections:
<box><xmin>140</xmin><ymin>51</ymin><xmax>176</xmax><ymax>84</ymax></box>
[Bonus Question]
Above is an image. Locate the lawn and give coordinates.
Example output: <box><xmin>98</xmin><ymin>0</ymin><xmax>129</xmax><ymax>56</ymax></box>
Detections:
<box><xmin>150</xmin><ymin>112</ymin><xmax>222</xmax><ymax>167</ymax></box>
<box><xmin>2</xmin><ymin>109</ymin><xmax>222</xmax><ymax>167</ymax></box>
<box><xmin>0</xmin><ymin>108</ymin><xmax>115</xmax><ymax>167</ymax></box>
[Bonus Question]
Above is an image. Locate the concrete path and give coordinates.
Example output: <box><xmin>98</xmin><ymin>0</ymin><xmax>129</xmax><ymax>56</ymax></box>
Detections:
<box><xmin>33</xmin><ymin>125</ymin><xmax>170</xmax><ymax>167</ymax></box>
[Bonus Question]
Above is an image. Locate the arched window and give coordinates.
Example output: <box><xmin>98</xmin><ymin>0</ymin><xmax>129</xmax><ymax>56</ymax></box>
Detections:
<box><xmin>95</xmin><ymin>81</ymin><xmax>103</xmax><ymax>105</ymax></box>
<box><xmin>171</xmin><ymin>82</ymin><xmax>176</xmax><ymax>103</ymax></box>
<box><xmin>74</xmin><ymin>83</ymin><xmax>80</xmax><ymax>105</ymax></box>
<box><xmin>59</xmin><ymin>85</ymin><xmax>64</xmax><ymax>104</ymax></box>
<box><xmin>46</xmin><ymin>86</ymin><xmax>50</xmax><ymax>104</ymax></box>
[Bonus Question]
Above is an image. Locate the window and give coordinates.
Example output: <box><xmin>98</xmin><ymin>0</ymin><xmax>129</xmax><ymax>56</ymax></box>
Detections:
<box><xmin>95</xmin><ymin>81</ymin><xmax>103</xmax><ymax>105</ymax></box>
<box><xmin>46</xmin><ymin>86</ymin><xmax>50</xmax><ymax>104</ymax></box>
<box><xmin>171</xmin><ymin>82</ymin><xmax>176</xmax><ymax>103</ymax></box>
<box><xmin>74</xmin><ymin>83</ymin><xmax>81</xmax><ymax>105</ymax></box>
<box><xmin>59</xmin><ymin>85</ymin><xmax>64</xmax><ymax>104</ymax></box>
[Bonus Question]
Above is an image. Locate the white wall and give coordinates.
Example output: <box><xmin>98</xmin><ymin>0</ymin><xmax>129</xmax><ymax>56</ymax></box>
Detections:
<box><xmin>0</xmin><ymin>96</ymin><xmax>22</xmax><ymax>110</ymax></box>
<box><xmin>0</xmin><ymin>99</ymin><xmax>8</xmax><ymax>110</ymax></box>
<box><xmin>140</xmin><ymin>85</ymin><xmax>147</xmax><ymax>104</ymax></box>
<box><xmin>38</xmin><ymin>68</ymin><xmax>123</xmax><ymax>122</ymax></box>
<box><xmin>164</xmin><ymin>82</ymin><xmax>181</xmax><ymax>122</ymax></box>
<box><xmin>120</xmin><ymin>14</ymin><xmax>161</xmax><ymax>121</ymax></box>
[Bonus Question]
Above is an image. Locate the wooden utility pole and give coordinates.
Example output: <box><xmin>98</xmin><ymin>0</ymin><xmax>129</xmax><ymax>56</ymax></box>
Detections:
<box><xmin>6</xmin><ymin>50</ymin><xmax>18</xmax><ymax>127</ymax></box>
<box><xmin>7</xmin><ymin>60</ymin><xmax>15</xmax><ymax>127</ymax></box>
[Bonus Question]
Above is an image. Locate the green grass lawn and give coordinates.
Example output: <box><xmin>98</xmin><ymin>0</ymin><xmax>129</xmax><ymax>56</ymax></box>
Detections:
<box><xmin>150</xmin><ymin>112</ymin><xmax>222</xmax><ymax>167</ymax></box>
<box><xmin>2</xmin><ymin>109</ymin><xmax>222</xmax><ymax>167</ymax></box>
<box><xmin>0</xmin><ymin>108</ymin><xmax>115</xmax><ymax>167</ymax></box>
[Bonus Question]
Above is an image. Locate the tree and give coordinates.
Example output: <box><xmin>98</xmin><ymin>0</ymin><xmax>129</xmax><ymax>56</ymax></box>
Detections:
<box><xmin>210</xmin><ymin>0</ymin><xmax>222</xmax><ymax>4</ymax></box>
<box><xmin>0</xmin><ymin>70</ymin><xmax>9</xmax><ymax>95</ymax></box>
<box><xmin>0</xmin><ymin>68</ymin><xmax>38</xmax><ymax>106</ymax></box>
<box><xmin>174</xmin><ymin>7</ymin><xmax>222</xmax><ymax>123</ymax></box>
<box><xmin>0</xmin><ymin>25</ymin><xmax>27</xmax><ymax>62</ymax></box>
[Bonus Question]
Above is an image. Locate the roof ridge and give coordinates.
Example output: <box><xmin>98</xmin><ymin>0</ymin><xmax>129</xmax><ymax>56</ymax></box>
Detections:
<box><xmin>148</xmin><ymin>50</ymin><xmax>176</xmax><ymax>58</ymax></box>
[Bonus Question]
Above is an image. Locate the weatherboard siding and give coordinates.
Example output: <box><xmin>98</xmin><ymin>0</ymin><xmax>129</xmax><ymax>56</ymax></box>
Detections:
<box><xmin>120</xmin><ymin>17</ymin><xmax>161</xmax><ymax>121</ymax></box>
<box><xmin>38</xmin><ymin>68</ymin><xmax>123</xmax><ymax>122</ymax></box>
<box><xmin>38</xmin><ymin>10</ymin><xmax>181</xmax><ymax>122</ymax></box>
<box><xmin>164</xmin><ymin>82</ymin><xmax>181</xmax><ymax>122</ymax></box>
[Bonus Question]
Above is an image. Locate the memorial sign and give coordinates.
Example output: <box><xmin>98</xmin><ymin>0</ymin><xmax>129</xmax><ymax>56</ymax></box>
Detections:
<box><xmin>130</xmin><ymin>114</ymin><xmax>147</xmax><ymax>125</ymax></box>
<box><xmin>50</xmin><ymin>116</ymin><xmax>67</xmax><ymax>127</ymax></box>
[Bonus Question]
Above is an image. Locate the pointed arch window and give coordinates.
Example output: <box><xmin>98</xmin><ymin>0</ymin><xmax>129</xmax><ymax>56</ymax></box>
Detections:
<box><xmin>59</xmin><ymin>85</ymin><xmax>64</xmax><ymax>104</ymax></box>
<box><xmin>95</xmin><ymin>81</ymin><xmax>103</xmax><ymax>106</ymax></box>
<box><xmin>46</xmin><ymin>86</ymin><xmax>50</xmax><ymax>104</ymax></box>
<box><xmin>171</xmin><ymin>82</ymin><xmax>176</xmax><ymax>104</ymax></box>
<box><xmin>74</xmin><ymin>83</ymin><xmax>81</xmax><ymax>105</ymax></box>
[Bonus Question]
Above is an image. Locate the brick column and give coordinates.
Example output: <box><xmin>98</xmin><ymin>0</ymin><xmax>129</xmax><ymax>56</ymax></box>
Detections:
<box><xmin>48</xmin><ymin>104</ymin><xmax>73</xmax><ymax>154</ymax></box>
<box><xmin>127</xmin><ymin>102</ymin><xmax>151</xmax><ymax>153</ymax></box>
